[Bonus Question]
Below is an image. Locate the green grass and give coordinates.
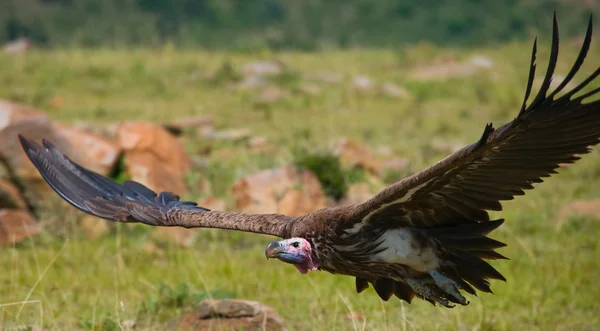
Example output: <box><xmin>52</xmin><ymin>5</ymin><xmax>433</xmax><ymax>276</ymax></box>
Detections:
<box><xmin>1</xmin><ymin>39</ymin><xmax>600</xmax><ymax>330</ymax></box>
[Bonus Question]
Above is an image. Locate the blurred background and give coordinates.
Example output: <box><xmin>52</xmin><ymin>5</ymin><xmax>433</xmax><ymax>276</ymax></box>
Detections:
<box><xmin>1</xmin><ymin>0</ymin><xmax>599</xmax><ymax>49</ymax></box>
<box><xmin>1</xmin><ymin>1</ymin><xmax>600</xmax><ymax>330</ymax></box>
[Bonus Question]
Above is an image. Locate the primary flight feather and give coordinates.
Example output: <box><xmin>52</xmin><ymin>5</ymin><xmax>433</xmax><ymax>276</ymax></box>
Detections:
<box><xmin>19</xmin><ymin>15</ymin><xmax>600</xmax><ymax>308</ymax></box>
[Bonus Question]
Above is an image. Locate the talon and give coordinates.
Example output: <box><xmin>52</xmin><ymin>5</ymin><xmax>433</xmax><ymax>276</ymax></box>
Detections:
<box><xmin>428</xmin><ymin>270</ymin><xmax>469</xmax><ymax>306</ymax></box>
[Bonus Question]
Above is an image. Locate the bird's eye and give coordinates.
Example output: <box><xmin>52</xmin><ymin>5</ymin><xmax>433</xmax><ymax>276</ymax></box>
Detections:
<box><xmin>292</xmin><ymin>242</ymin><xmax>300</xmax><ymax>248</ymax></box>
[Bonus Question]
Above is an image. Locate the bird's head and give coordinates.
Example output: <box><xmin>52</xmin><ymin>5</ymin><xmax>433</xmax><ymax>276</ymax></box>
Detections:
<box><xmin>265</xmin><ymin>238</ymin><xmax>319</xmax><ymax>274</ymax></box>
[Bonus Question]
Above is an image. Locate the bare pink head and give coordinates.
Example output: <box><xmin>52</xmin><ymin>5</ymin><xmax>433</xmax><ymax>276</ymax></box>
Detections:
<box><xmin>265</xmin><ymin>238</ymin><xmax>319</xmax><ymax>274</ymax></box>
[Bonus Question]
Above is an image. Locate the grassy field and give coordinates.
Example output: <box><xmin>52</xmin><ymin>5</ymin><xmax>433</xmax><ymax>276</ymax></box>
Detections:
<box><xmin>1</xmin><ymin>36</ymin><xmax>600</xmax><ymax>330</ymax></box>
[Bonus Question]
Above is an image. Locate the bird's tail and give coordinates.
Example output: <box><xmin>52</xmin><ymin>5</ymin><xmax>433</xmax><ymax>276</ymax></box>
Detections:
<box><xmin>425</xmin><ymin>219</ymin><xmax>508</xmax><ymax>295</ymax></box>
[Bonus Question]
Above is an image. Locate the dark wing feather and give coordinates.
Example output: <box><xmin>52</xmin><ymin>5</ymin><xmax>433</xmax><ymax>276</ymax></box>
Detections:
<box><xmin>354</xmin><ymin>15</ymin><xmax>600</xmax><ymax>228</ymax></box>
<box><xmin>19</xmin><ymin>136</ymin><xmax>295</xmax><ymax>238</ymax></box>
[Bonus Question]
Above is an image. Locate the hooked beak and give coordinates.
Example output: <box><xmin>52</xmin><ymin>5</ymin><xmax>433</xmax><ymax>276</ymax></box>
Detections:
<box><xmin>265</xmin><ymin>241</ymin><xmax>304</xmax><ymax>264</ymax></box>
<box><xmin>265</xmin><ymin>241</ymin><xmax>283</xmax><ymax>259</ymax></box>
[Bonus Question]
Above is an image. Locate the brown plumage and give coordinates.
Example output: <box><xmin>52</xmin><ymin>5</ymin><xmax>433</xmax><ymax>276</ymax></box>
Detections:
<box><xmin>18</xmin><ymin>14</ymin><xmax>600</xmax><ymax>307</ymax></box>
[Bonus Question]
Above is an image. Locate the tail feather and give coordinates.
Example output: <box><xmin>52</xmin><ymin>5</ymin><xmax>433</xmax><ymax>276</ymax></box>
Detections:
<box><xmin>426</xmin><ymin>219</ymin><xmax>507</xmax><ymax>295</ymax></box>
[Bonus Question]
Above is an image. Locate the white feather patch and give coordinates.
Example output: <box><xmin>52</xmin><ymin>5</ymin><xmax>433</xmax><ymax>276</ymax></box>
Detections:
<box><xmin>372</xmin><ymin>229</ymin><xmax>440</xmax><ymax>272</ymax></box>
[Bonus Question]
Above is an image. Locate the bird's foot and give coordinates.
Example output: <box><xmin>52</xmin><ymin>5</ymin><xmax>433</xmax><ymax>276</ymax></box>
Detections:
<box><xmin>405</xmin><ymin>271</ymin><xmax>469</xmax><ymax>308</ymax></box>
<box><xmin>428</xmin><ymin>270</ymin><xmax>469</xmax><ymax>306</ymax></box>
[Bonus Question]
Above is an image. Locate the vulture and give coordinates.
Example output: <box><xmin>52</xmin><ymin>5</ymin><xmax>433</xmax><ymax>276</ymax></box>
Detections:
<box><xmin>18</xmin><ymin>15</ymin><xmax>600</xmax><ymax>308</ymax></box>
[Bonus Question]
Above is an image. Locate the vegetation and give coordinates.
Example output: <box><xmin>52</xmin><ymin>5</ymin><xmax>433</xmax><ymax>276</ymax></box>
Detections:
<box><xmin>1</xmin><ymin>35</ymin><xmax>600</xmax><ymax>330</ymax></box>
<box><xmin>2</xmin><ymin>1</ymin><xmax>599</xmax><ymax>49</ymax></box>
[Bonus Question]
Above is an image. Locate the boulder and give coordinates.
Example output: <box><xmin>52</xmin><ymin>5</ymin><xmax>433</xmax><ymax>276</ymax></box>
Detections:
<box><xmin>0</xmin><ymin>179</ymin><xmax>27</xmax><ymax>209</ymax></box>
<box><xmin>55</xmin><ymin>123</ymin><xmax>122</xmax><ymax>175</ymax></box>
<box><xmin>0</xmin><ymin>209</ymin><xmax>41</xmax><ymax>245</ymax></box>
<box><xmin>553</xmin><ymin>199</ymin><xmax>600</xmax><ymax>228</ymax></box>
<box><xmin>164</xmin><ymin>116</ymin><xmax>213</xmax><ymax>136</ymax></box>
<box><xmin>171</xmin><ymin>299</ymin><xmax>285</xmax><ymax>331</ymax></box>
<box><xmin>2</xmin><ymin>38</ymin><xmax>31</xmax><ymax>55</ymax></box>
<box><xmin>339</xmin><ymin>182</ymin><xmax>375</xmax><ymax>206</ymax></box>
<box><xmin>231</xmin><ymin>166</ymin><xmax>327</xmax><ymax>216</ymax></box>
<box><xmin>116</xmin><ymin>122</ymin><xmax>191</xmax><ymax>194</ymax></box>
<box><xmin>408</xmin><ymin>55</ymin><xmax>494</xmax><ymax>81</ymax></box>
<box><xmin>330</xmin><ymin>137</ymin><xmax>381</xmax><ymax>173</ymax></box>
<box><xmin>380</xmin><ymin>82</ymin><xmax>410</xmax><ymax>99</ymax></box>
<box><xmin>80</xmin><ymin>215</ymin><xmax>111</xmax><ymax>240</ymax></box>
<box><xmin>0</xmin><ymin>101</ymin><xmax>75</xmax><ymax>210</ymax></box>
<box><xmin>242</xmin><ymin>60</ymin><xmax>285</xmax><ymax>77</ymax></box>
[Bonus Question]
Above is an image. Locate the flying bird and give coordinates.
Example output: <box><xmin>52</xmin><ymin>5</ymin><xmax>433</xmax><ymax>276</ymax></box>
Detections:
<box><xmin>19</xmin><ymin>15</ymin><xmax>600</xmax><ymax>308</ymax></box>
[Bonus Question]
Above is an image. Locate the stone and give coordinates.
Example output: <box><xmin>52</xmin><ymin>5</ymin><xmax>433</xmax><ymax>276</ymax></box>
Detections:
<box><xmin>80</xmin><ymin>215</ymin><xmax>110</xmax><ymax>240</ymax></box>
<box><xmin>231</xmin><ymin>166</ymin><xmax>327</xmax><ymax>216</ymax></box>
<box><xmin>353</xmin><ymin>75</ymin><xmax>373</xmax><ymax>91</ymax></box>
<box><xmin>553</xmin><ymin>199</ymin><xmax>600</xmax><ymax>228</ymax></box>
<box><xmin>203</xmin><ymin>128</ymin><xmax>251</xmax><ymax>142</ymax></box>
<box><xmin>125</xmin><ymin>151</ymin><xmax>187</xmax><ymax>194</ymax></box>
<box><xmin>171</xmin><ymin>299</ymin><xmax>285</xmax><ymax>331</ymax></box>
<box><xmin>242</xmin><ymin>60</ymin><xmax>285</xmax><ymax>77</ymax></box>
<box><xmin>296</xmin><ymin>84</ymin><xmax>322</xmax><ymax>96</ymax></box>
<box><xmin>304</xmin><ymin>72</ymin><xmax>343</xmax><ymax>84</ymax></box>
<box><xmin>0</xmin><ymin>179</ymin><xmax>27</xmax><ymax>209</ymax></box>
<box><xmin>116</xmin><ymin>122</ymin><xmax>191</xmax><ymax>194</ymax></box>
<box><xmin>258</xmin><ymin>86</ymin><xmax>285</xmax><ymax>104</ymax></box>
<box><xmin>380</xmin><ymin>82</ymin><xmax>410</xmax><ymax>99</ymax></box>
<box><xmin>247</xmin><ymin>136</ymin><xmax>272</xmax><ymax>153</ymax></box>
<box><xmin>339</xmin><ymin>182</ymin><xmax>375</xmax><ymax>206</ymax></box>
<box><xmin>376</xmin><ymin>157</ymin><xmax>410</xmax><ymax>176</ymax></box>
<box><xmin>116</xmin><ymin>121</ymin><xmax>191</xmax><ymax>174</ymax></box>
<box><xmin>55</xmin><ymin>123</ymin><xmax>122</xmax><ymax>175</ymax></box>
<box><xmin>0</xmin><ymin>101</ymin><xmax>76</xmax><ymax>211</ymax></box>
<box><xmin>408</xmin><ymin>55</ymin><xmax>494</xmax><ymax>81</ymax></box>
<box><xmin>164</xmin><ymin>116</ymin><xmax>214</xmax><ymax>135</ymax></box>
<box><xmin>152</xmin><ymin>226</ymin><xmax>197</xmax><ymax>248</ymax></box>
<box><xmin>2</xmin><ymin>38</ymin><xmax>31</xmax><ymax>55</ymax></box>
<box><xmin>330</xmin><ymin>137</ymin><xmax>381</xmax><ymax>173</ymax></box>
<box><xmin>197</xmin><ymin>196</ymin><xmax>226</xmax><ymax>211</ymax></box>
<box><xmin>0</xmin><ymin>209</ymin><xmax>41</xmax><ymax>245</ymax></box>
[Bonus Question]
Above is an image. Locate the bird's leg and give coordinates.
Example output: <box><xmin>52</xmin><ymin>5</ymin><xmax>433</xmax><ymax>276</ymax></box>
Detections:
<box><xmin>428</xmin><ymin>270</ymin><xmax>469</xmax><ymax>306</ymax></box>
<box><xmin>405</xmin><ymin>277</ymin><xmax>454</xmax><ymax>308</ymax></box>
<box><xmin>405</xmin><ymin>271</ymin><xmax>469</xmax><ymax>308</ymax></box>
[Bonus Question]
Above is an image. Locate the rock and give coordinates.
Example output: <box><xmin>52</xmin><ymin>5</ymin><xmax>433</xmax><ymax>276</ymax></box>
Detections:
<box><xmin>0</xmin><ymin>101</ymin><xmax>75</xmax><ymax>210</ymax></box>
<box><xmin>339</xmin><ymin>182</ymin><xmax>374</xmax><ymax>206</ymax></box>
<box><xmin>247</xmin><ymin>136</ymin><xmax>272</xmax><ymax>153</ymax></box>
<box><xmin>380</xmin><ymin>82</ymin><xmax>410</xmax><ymax>99</ymax></box>
<box><xmin>203</xmin><ymin>128</ymin><xmax>251</xmax><ymax>142</ymax></box>
<box><xmin>116</xmin><ymin>122</ymin><xmax>191</xmax><ymax>194</ymax></box>
<box><xmin>164</xmin><ymin>116</ymin><xmax>214</xmax><ymax>136</ymax></box>
<box><xmin>553</xmin><ymin>199</ymin><xmax>600</xmax><ymax>228</ymax></box>
<box><xmin>330</xmin><ymin>137</ymin><xmax>381</xmax><ymax>173</ymax></box>
<box><xmin>0</xmin><ymin>179</ymin><xmax>27</xmax><ymax>209</ymax></box>
<box><xmin>231</xmin><ymin>166</ymin><xmax>327</xmax><ymax>216</ymax></box>
<box><xmin>198</xmin><ymin>196</ymin><xmax>226</xmax><ymax>211</ymax></box>
<box><xmin>125</xmin><ymin>151</ymin><xmax>188</xmax><ymax>194</ymax></box>
<box><xmin>430</xmin><ymin>137</ymin><xmax>464</xmax><ymax>154</ymax></box>
<box><xmin>152</xmin><ymin>226</ymin><xmax>197</xmax><ymax>248</ymax></box>
<box><xmin>171</xmin><ymin>299</ymin><xmax>285</xmax><ymax>331</ymax></box>
<box><xmin>55</xmin><ymin>123</ymin><xmax>122</xmax><ymax>175</ymax></box>
<box><xmin>408</xmin><ymin>55</ymin><xmax>494</xmax><ymax>81</ymax></box>
<box><xmin>376</xmin><ymin>157</ymin><xmax>410</xmax><ymax>176</ymax></box>
<box><xmin>296</xmin><ymin>84</ymin><xmax>322</xmax><ymax>96</ymax></box>
<box><xmin>80</xmin><ymin>215</ymin><xmax>110</xmax><ymax>240</ymax></box>
<box><xmin>304</xmin><ymin>72</ymin><xmax>343</xmax><ymax>84</ymax></box>
<box><xmin>353</xmin><ymin>75</ymin><xmax>373</xmax><ymax>91</ymax></box>
<box><xmin>242</xmin><ymin>60</ymin><xmax>285</xmax><ymax>77</ymax></box>
<box><xmin>117</xmin><ymin>122</ymin><xmax>191</xmax><ymax>174</ymax></box>
<box><xmin>236</xmin><ymin>75</ymin><xmax>267</xmax><ymax>91</ymax></box>
<box><xmin>2</xmin><ymin>38</ymin><xmax>31</xmax><ymax>55</ymax></box>
<box><xmin>258</xmin><ymin>86</ymin><xmax>285</xmax><ymax>104</ymax></box>
<box><xmin>0</xmin><ymin>209</ymin><xmax>41</xmax><ymax>245</ymax></box>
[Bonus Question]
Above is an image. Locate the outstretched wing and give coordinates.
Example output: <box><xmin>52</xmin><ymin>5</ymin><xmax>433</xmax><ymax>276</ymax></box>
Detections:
<box><xmin>19</xmin><ymin>136</ymin><xmax>295</xmax><ymax>238</ymax></box>
<box><xmin>355</xmin><ymin>15</ymin><xmax>600</xmax><ymax>228</ymax></box>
